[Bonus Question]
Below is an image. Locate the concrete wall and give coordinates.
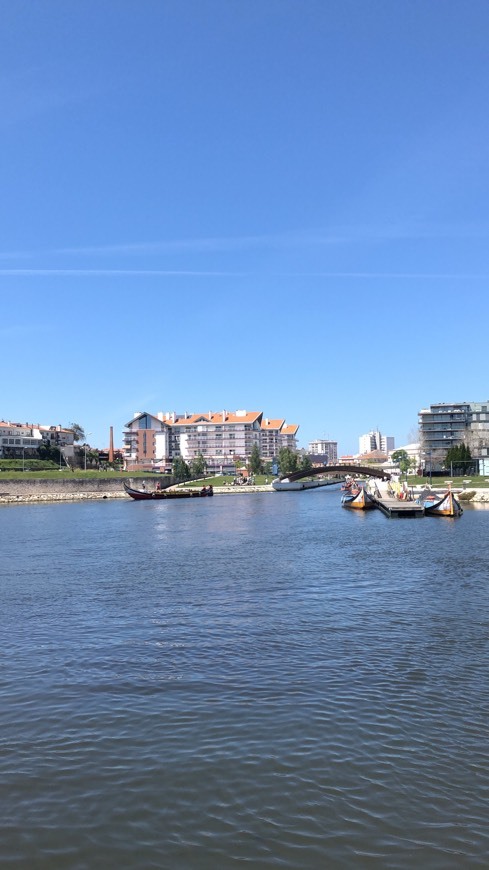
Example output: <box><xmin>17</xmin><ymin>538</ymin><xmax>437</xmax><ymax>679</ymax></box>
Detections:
<box><xmin>0</xmin><ymin>476</ymin><xmax>170</xmax><ymax>503</ymax></box>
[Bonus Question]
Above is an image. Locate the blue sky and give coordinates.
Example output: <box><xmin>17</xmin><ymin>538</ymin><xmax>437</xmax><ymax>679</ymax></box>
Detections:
<box><xmin>2</xmin><ymin>0</ymin><xmax>488</xmax><ymax>453</ymax></box>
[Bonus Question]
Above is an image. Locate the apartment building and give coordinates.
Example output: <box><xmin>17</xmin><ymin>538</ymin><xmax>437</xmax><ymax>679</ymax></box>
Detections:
<box><xmin>0</xmin><ymin>421</ymin><xmax>75</xmax><ymax>460</ymax></box>
<box><xmin>308</xmin><ymin>439</ymin><xmax>338</xmax><ymax>463</ymax></box>
<box><xmin>280</xmin><ymin>424</ymin><xmax>299</xmax><ymax>452</ymax></box>
<box><xmin>359</xmin><ymin>430</ymin><xmax>395</xmax><ymax>455</ymax></box>
<box><xmin>419</xmin><ymin>402</ymin><xmax>489</xmax><ymax>460</ymax></box>
<box><xmin>261</xmin><ymin>418</ymin><xmax>287</xmax><ymax>460</ymax></box>
<box><xmin>123</xmin><ymin>409</ymin><xmax>299</xmax><ymax>472</ymax></box>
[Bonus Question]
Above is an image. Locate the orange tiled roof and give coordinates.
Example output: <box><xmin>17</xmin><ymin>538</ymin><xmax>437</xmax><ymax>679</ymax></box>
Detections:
<box><xmin>281</xmin><ymin>424</ymin><xmax>299</xmax><ymax>435</ymax></box>
<box><xmin>261</xmin><ymin>418</ymin><xmax>285</xmax><ymax>430</ymax></box>
<box><xmin>358</xmin><ymin>450</ymin><xmax>388</xmax><ymax>461</ymax></box>
<box><xmin>169</xmin><ymin>410</ymin><xmax>263</xmax><ymax>426</ymax></box>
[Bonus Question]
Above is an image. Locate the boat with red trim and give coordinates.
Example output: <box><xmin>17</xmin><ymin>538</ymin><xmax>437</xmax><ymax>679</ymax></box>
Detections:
<box><xmin>417</xmin><ymin>488</ymin><xmax>463</xmax><ymax>517</ymax></box>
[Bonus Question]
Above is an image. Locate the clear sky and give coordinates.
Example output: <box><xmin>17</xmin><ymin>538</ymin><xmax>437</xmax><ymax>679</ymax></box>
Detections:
<box><xmin>2</xmin><ymin>0</ymin><xmax>489</xmax><ymax>454</ymax></box>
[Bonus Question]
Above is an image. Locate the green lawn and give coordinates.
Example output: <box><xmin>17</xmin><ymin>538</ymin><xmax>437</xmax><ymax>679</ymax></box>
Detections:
<box><xmin>2</xmin><ymin>470</ymin><xmax>488</xmax><ymax>489</ymax></box>
<box><xmin>0</xmin><ymin>469</ymin><xmax>146</xmax><ymax>480</ymax></box>
<box><xmin>405</xmin><ymin>475</ymin><xmax>489</xmax><ymax>488</ymax></box>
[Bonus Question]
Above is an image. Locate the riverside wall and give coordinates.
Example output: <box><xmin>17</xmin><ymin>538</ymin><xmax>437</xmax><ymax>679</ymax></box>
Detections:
<box><xmin>0</xmin><ymin>476</ymin><xmax>165</xmax><ymax>504</ymax></box>
<box><xmin>0</xmin><ymin>476</ymin><xmax>272</xmax><ymax>504</ymax></box>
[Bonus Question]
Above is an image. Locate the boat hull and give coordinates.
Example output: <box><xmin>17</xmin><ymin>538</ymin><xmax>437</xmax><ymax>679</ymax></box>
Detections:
<box><xmin>124</xmin><ymin>482</ymin><xmax>213</xmax><ymax>500</ymax></box>
<box><xmin>421</xmin><ymin>490</ymin><xmax>463</xmax><ymax>517</ymax></box>
<box><xmin>272</xmin><ymin>478</ymin><xmax>340</xmax><ymax>491</ymax></box>
<box><xmin>341</xmin><ymin>488</ymin><xmax>377</xmax><ymax>510</ymax></box>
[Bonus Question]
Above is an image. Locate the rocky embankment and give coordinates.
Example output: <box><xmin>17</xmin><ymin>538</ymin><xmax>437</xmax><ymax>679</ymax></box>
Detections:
<box><xmin>0</xmin><ymin>476</ymin><xmax>133</xmax><ymax>504</ymax></box>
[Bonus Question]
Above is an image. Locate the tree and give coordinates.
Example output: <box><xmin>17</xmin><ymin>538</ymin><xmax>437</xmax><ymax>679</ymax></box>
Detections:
<box><xmin>88</xmin><ymin>449</ymin><xmax>99</xmax><ymax>469</ymax></box>
<box><xmin>190</xmin><ymin>452</ymin><xmax>207</xmax><ymax>478</ymax></box>
<box><xmin>299</xmin><ymin>454</ymin><xmax>313</xmax><ymax>472</ymax></box>
<box><xmin>172</xmin><ymin>456</ymin><xmax>191</xmax><ymax>481</ymax></box>
<box><xmin>38</xmin><ymin>440</ymin><xmax>55</xmax><ymax>461</ymax></box>
<box><xmin>406</xmin><ymin>426</ymin><xmax>420</xmax><ymax>444</ymax></box>
<box><xmin>277</xmin><ymin>447</ymin><xmax>298</xmax><ymax>476</ymax></box>
<box><xmin>391</xmin><ymin>449</ymin><xmax>414</xmax><ymax>478</ymax></box>
<box><xmin>444</xmin><ymin>443</ymin><xmax>473</xmax><ymax>475</ymax></box>
<box><xmin>249</xmin><ymin>443</ymin><xmax>263</xmax><ymax>475</ymax></box>
<box><xmin>70</xmin><ymin>423</ymin><xmax>85</xmax><ymax>443</ymax></box>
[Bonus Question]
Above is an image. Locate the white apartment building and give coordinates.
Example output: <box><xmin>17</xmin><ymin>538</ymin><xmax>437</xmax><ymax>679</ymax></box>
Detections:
<box><xmin>359</xmin><ymin>430</ymin><xmax>395</xmax><ymax>455</ymax></box>
<box><xmin>308</xmin><ymin>439</ymin><xmax>338</xmax><ymax>463</ymax></box>
<box><xmin>123</xmin><ymin>409</ymin><xmax>299</xmax><ymax>472</ymax></box>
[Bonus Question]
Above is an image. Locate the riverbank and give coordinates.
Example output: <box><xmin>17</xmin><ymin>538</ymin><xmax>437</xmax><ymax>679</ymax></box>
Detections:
<box><xmin>1</xmin><ymin>476</ymin><xmax>488</xmax><ymax>505</ymax></box>
<box><xmin>0</xmin><ymin>476</ymin><xmax>275</xmax><ymax>504</ymax></box>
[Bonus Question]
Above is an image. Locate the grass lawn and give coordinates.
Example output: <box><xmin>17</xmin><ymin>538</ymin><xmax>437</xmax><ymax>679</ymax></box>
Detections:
<box><xmin>404</xmin><ymin>475</ymin><xmax>489</xmax><ymax>488</ymax></box>
<box><xmin>0</xmin><ymin>469</ymin><xmax>148</xmax><ymax>480</ymax></box>
<box><xmin>2</xmin><ymin>470</ymin><xmax>488</xmax><ymax>489</ymax></box>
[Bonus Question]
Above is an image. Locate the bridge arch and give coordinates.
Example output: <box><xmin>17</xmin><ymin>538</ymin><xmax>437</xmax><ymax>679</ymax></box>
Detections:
<box><xmin>281</xmin><ymin>464</ymin><xmax>390</xmax><ymax>483</ymax></box>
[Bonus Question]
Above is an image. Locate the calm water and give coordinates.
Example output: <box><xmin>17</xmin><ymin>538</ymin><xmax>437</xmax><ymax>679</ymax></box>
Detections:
<box><xmin>2</xmin><ymin>491</ymin><xmax>489</xmax><ymax>869</ymax></box>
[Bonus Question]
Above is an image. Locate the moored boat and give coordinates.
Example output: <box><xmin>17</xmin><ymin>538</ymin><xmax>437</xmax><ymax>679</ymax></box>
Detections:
<box><xmin>124</xmin><ymin>482</ymin><xmax>214</xmax><ymax>501</ymax></box>
<box><xmin>341</xmin><ymin>485</ymin><xmax>377</xmax><ymax>510</ymax></box>
<box><xmin>272</xmin><ymin>478</ymin><xmax>330</xmax><ymax>491</ymax></box>
<box><xmin>418</xmin><ymin>488</ymin><xmax>463</xmax><ymax>517</ymax></box>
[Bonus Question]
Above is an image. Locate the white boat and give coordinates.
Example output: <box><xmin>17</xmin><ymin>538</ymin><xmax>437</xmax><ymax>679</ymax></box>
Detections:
<box><xmin>272</xmin><ymin>478</ymin><xmax>337</xmax><ymax>491</ymax></box>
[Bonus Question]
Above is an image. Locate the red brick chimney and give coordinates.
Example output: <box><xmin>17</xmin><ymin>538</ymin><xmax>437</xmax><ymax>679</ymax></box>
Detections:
<box><xmin>109</xmin><ymin>426</ymin><xmax>114</xmax><ymax>464</ymax></box>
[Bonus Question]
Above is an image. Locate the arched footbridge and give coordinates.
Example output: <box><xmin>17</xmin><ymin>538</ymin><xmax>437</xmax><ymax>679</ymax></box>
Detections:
<box><xmin>280</xmin><ymin>464</ymin><xmax>391</xmax><ymax>483</ymax></box>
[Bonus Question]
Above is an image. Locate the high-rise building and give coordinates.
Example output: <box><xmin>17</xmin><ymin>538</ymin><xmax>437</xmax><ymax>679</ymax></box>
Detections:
<box><xmin>358</xmin><ymin>430</ymin><xmax>394</xmax><ymax>455</ymax></box>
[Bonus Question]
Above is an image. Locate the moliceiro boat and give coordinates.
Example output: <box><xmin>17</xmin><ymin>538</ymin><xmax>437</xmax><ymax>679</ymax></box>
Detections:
<box><xmin>417</xmin><ymin>488</ymin><xmax>463</xmax><ymax>517</ymax></box>
<box><xmin>124</xmin><ymin>482</ymin><xmax>214</xmax><ymax>501</ymax></box>
<box><xmin>341</xmin><ymin>485</ymin><xmax>377</xmax><ymax>510</ymax></box>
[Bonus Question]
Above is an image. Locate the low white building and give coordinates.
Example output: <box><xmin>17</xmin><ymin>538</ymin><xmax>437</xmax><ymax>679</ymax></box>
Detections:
<box><xmin>386</xmin><ymin>442</ymin><xmax>422</xmax><ymax>474</ymax></box>
<box><xmin>0</xmin><ymin>421</ymin><xmax>75</xmax><ymax>461</ymax></box>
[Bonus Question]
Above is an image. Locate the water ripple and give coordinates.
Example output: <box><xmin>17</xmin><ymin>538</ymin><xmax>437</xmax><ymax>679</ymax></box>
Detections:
<box><xmin>1</xmin><ymin>496</ymin><xmax>489</xmax><ymax>867</ymax></box>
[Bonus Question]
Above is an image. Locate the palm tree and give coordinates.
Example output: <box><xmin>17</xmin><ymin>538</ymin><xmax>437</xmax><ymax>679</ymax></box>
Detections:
<box><xmin>70</xmin><ymin>423</ymin><xmax>85</xmax><ymax>443</ymax></box>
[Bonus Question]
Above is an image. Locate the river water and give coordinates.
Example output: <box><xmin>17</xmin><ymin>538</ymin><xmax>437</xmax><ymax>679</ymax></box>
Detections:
<box><xmin>1</xmin><ymin>490</ymin><xmax>489</xmax><ymax>869</ymax></box>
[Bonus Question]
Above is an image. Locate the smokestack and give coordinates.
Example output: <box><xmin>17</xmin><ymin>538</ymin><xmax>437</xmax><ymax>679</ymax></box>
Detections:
<box><xmin>109</xmin><ymin>426</ymin><xmax>114</xmax><ymax>463</ymax></box>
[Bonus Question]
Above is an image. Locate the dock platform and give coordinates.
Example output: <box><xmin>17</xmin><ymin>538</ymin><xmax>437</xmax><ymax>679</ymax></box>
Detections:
<box><xmin>373</xmin><ymin>496</ymin><xmax>425</xmax><ymax>518</ymax></box>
